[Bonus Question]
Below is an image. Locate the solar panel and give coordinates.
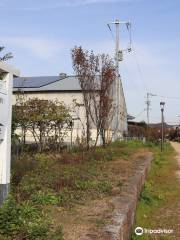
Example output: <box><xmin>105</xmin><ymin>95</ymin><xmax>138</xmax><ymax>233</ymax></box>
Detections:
<box><xmin>13</xmin><ymin>76</ymin><xmax>60</xmax><ymax>88</ymax></box>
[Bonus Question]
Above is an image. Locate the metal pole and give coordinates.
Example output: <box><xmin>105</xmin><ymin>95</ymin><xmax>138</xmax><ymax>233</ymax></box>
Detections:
<box><xmin>107</xmin><ymin>19</ymin><xmax>131</xmax><ymax>141</ymax></box>
<box><xmin>146</xmin><ymin>92</ymin><xmax>157</xmax><ymax>141</ymax></box>
<box><xmin>115</xmin><ymin>19</ymin><xmax>120</xmax><ymax>140</ymax></box>
<box><xmin>146</xmin><ymin>93</ymin><xmax>150</xmax><ymax>141</ymax></box>
<box><xmin>161</xmin><ymin>108</ymin><xmax>164</xmax><ymax>151</ymax></box>
<box><xmin>115</xmin><ymin>19</ymin><xmax>120</xmax><ymax>75</ymax></box>
<box><xmin>147</xmin><ymin>93</ymin><xmax>150</xmax><ymax>126</ymax></box>
<box><xmin>160</xmin><ymin>102</ymin><xmax>165</xmax><ymax>152</ymax></box>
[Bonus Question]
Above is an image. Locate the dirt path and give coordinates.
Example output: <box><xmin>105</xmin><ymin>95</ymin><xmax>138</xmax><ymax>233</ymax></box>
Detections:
<box><xmin>171</xmin><ymin>141</ymin><xmax>180</xmax><ymax>179</ymax></box>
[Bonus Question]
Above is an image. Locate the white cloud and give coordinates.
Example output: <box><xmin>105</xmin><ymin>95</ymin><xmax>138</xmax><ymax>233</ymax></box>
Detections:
<box><xmin>2</xmin><ymin>34</ymin><xmax>179</xmax><ymax>123</ymax></box>
<box><xmin>1</xmin><ymin>37</ymin><xmax>63</xmax><ymax>61</ymax></box>
<box><xmin>0</xmin><ymin>0</ymin><xmax>137</xmax><ymax>11</ymax></box>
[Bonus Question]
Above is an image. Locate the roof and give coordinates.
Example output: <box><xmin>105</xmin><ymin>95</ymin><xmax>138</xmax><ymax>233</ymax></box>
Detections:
<box><xmin>127</xmin><ymin>114</ymin><xmax>135</xmax><ymax>120</ymax></box>
<box><xmin>149</xmin><ymin>123</ymin><xmax>174</xmax><ymax>129</ymax></box>
<box><xmin>13</xmin><ymin>75</ymin><xmax>82</xmax><ymax>92</ymax></box>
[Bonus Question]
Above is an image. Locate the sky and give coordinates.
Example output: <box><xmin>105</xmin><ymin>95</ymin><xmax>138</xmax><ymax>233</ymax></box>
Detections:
<box><xmin>1</xmin><ymin>0</ymin><xmax>180</xmax><ymax>124</ymax></box>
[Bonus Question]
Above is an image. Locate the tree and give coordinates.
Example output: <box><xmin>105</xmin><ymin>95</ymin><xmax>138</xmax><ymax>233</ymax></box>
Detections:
<box><xmin>13</xmin><ymin>98</ymin><xmax>71</xmax><ymax>152</ymax></box>
<box><xmin>71</xmin><ymin>46</ymin><xmax>116</xmax><ymax>148</ymax></box>
<box><xmin>72</xmin><ymin>47</ymin><xmax>97</xmax><ymax>149</ymax></box>
<box><xmin>0</xmin><ymin>46</ymin><xmax>13</xmax><ymax>61</ymax></box>
<box><xmin>0</xmin><ymin>46</ymin><xmax>13</xmax><ymax>79</ymax></box>
<box><xmin>96</xmin><ymin>55</ymin><xmax>116</xmax><ymax>146</ymax></box>
<box><xmin>12</xmin><ymin>92</ymin><xmax>28</xmax><ymax>144</ymax></box>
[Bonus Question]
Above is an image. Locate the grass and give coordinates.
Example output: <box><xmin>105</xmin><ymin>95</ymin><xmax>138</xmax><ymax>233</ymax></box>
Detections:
<box><xmin>131</xmin><ymin>142</ymin><xmax>180</xmax><ymax>239</ymax></box>
<box><xmin>0</xmin><ymin>140</ymin><xmax>149</xmax><ymax>239</ymax></box>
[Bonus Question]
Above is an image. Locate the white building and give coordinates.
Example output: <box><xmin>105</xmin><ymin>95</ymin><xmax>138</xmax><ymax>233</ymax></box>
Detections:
<box><xmin>13</xmin><ymin>74</ymin><xmax>128</xmax><ymax>145</ymax></box>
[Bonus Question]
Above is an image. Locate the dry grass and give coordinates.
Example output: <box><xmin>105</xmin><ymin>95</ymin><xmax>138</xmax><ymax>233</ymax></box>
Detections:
<box><xmin>8</xmin><ymin>140</ymin><xmax>152</xmax><ymax>239</ymax></box>
<box><xmin>132</xmin><ymin>143</ymin><xmax>180</xmax><ymax>240</ymax></box>
<box><xmin>47</xmin><ymin>148</ymin><xmax>151</xmax><ymax>240</ymax></box>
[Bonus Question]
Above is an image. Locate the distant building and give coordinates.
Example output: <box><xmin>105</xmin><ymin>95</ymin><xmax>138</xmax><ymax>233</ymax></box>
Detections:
<box><xmin>149</xmin><ymin>122</ymin><xmax>175</xmax><ymax>131</ymax></box>
<box><xmin>13</xmin><ymin>74</ymin><xmax>128</xmax><ymax>144</ymax></box>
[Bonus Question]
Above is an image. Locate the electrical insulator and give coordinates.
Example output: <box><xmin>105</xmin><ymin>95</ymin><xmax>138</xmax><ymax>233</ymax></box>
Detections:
<box><xmin>118</xmin><ymin>50</ymin><xmax>123</xmax><ymax>61</ymax></box>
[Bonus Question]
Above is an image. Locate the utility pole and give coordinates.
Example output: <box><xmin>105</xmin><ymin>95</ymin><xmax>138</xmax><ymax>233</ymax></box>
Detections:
<box><xmin>146</xmin><ymin>92</ymin><xmax>156</xmax><ymax>140</ymax></box>
<box><xmin>146</xmin><ymin>93</ymin><xmax>150</xmax><ymax>127</ymax></box>
<box><xmin>115</xmin><ymin>19</ymin><xmax>120</xmax><ymax>140</ymax></box>
<box><xmin>107</xmin><ymin>19</ymin><xmax>131</xmax><ymax>140</ymax></box>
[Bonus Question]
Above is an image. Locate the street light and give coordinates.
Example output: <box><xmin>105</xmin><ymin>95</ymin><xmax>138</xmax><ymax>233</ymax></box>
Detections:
<box><xmin>160</xmin><ymin>102</ymin><xmax>165</xmax><ymax>152</ymax></box>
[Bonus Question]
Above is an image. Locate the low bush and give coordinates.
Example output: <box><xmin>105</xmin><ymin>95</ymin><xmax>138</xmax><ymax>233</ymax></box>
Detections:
<box><xmin>31</xmin><ymin>190</ymin><xmax>59</xmax><ymax>205</ymax></box>
<box><xmin>0</xmin><ymin>196</ymin><xmax>51</xmax><ymax>240</ymax></box>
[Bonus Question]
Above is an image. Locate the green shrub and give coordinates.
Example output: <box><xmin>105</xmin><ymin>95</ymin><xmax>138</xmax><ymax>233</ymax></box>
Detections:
<box><xmin>0</xmin><ymin>196</ymin><xmax>22</xmax><ymax>235</ymax></box>
<box><xmin>140</xmin><ymin>182</ymin><xmax>154</xmax><ymax>205</ymax></box>
<box><xmin>0</xmin><ymin>196</ymin><xmax>51</xmax><ymax>239</ymax></box>
<box><xmin>97</xmin><ymin>180</ymin><xmax>112</xmax><ymax>193</ymax></box>
<box><xmin>32</xmin><ymin>191</ymin><xmax>59</xmax><ymax>205</ymax></box>
<box><xmin>19</xmin><ymin>175</ymin><xmax>42</xmax><ymax>196</ymax></box>
<box><xmin>19</xmin><ymin>201</ymin><xmax>40</xmax><ymax>219</ymax></box>
<box><xmin>26</xmin><ymin>218</ymin><xmax>50</xmax><ymax>240</ymax></box>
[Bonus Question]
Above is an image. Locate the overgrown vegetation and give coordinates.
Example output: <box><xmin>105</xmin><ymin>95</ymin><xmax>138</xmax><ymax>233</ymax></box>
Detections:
<box><xmin>1</xmin><ymin>141</ymin><xmax>147</xmax><ymax>239</ymax></box>
<box><xmin>12</xmin><ymin>97</ymin><xmax>71</xmax><ymax>152</ymax></box>
<box><xmin>131</xmin><ymin>143</ymin><xmax>180</xmax><ymax>239</ymax></box>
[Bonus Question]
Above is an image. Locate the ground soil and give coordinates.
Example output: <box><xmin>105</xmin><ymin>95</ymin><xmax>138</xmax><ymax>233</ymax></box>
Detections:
<box><xmin>50</xmin><ymin>149</ymin><xmax>151</xmax><ymax>240</ymax></box>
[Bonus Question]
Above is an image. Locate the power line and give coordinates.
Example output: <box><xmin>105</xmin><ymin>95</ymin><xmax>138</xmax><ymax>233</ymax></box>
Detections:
<box><xmin>134</xmin><ymin>109</ymin><xmax>146</xmax><ymax>118</ymax></box>
<box><xmin>121</xmin><ymin>60</ymin><xmax>145</xmax><ymax>98</ymax></box>
<box><xmin>107</xmin><ymin>24</ymin><xmax>115</xmax><ymax>42</ymax></box>
<box><xmin>131</xmin><ymin>44</ymin><xmax>148</xmax><ymax>92</ymax></box>
<box><xmin>155</xmin><ymin>94</ymin><xmax>180</xmax><ymax>100</ymax></box>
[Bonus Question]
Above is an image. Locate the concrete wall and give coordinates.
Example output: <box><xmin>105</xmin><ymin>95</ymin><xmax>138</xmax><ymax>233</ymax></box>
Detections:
<box><xmin>13</xmin><ymin>90</ymin><xmax>127</xmax><ymax>145</ymax></box>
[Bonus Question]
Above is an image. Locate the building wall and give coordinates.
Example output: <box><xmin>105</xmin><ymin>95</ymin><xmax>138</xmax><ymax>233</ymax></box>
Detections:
<box><xmin>119</xmin><ymin>81</ymin><xmax>128</xmax><ymax>134</ymax></box>
<box><xmin>13</xmin><ymin>92</ymin><xmax>88</xmax><ymax>144</ymax></box>
<box><xmin>13</xmin><ymin>90</ymin><xmax>128</xmax><ymax>144</ymax></box>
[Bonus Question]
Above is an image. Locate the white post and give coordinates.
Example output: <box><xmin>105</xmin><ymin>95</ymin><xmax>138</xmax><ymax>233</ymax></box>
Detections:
<box><xmin>0</xmin><ymin>62</ymin><xmax>19</xmax><ymax>206</ymax></box>
<box><xmin>115</xmin><ymin>19</ymin><xmax>120</xmax><ymax>140</ymax></box>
